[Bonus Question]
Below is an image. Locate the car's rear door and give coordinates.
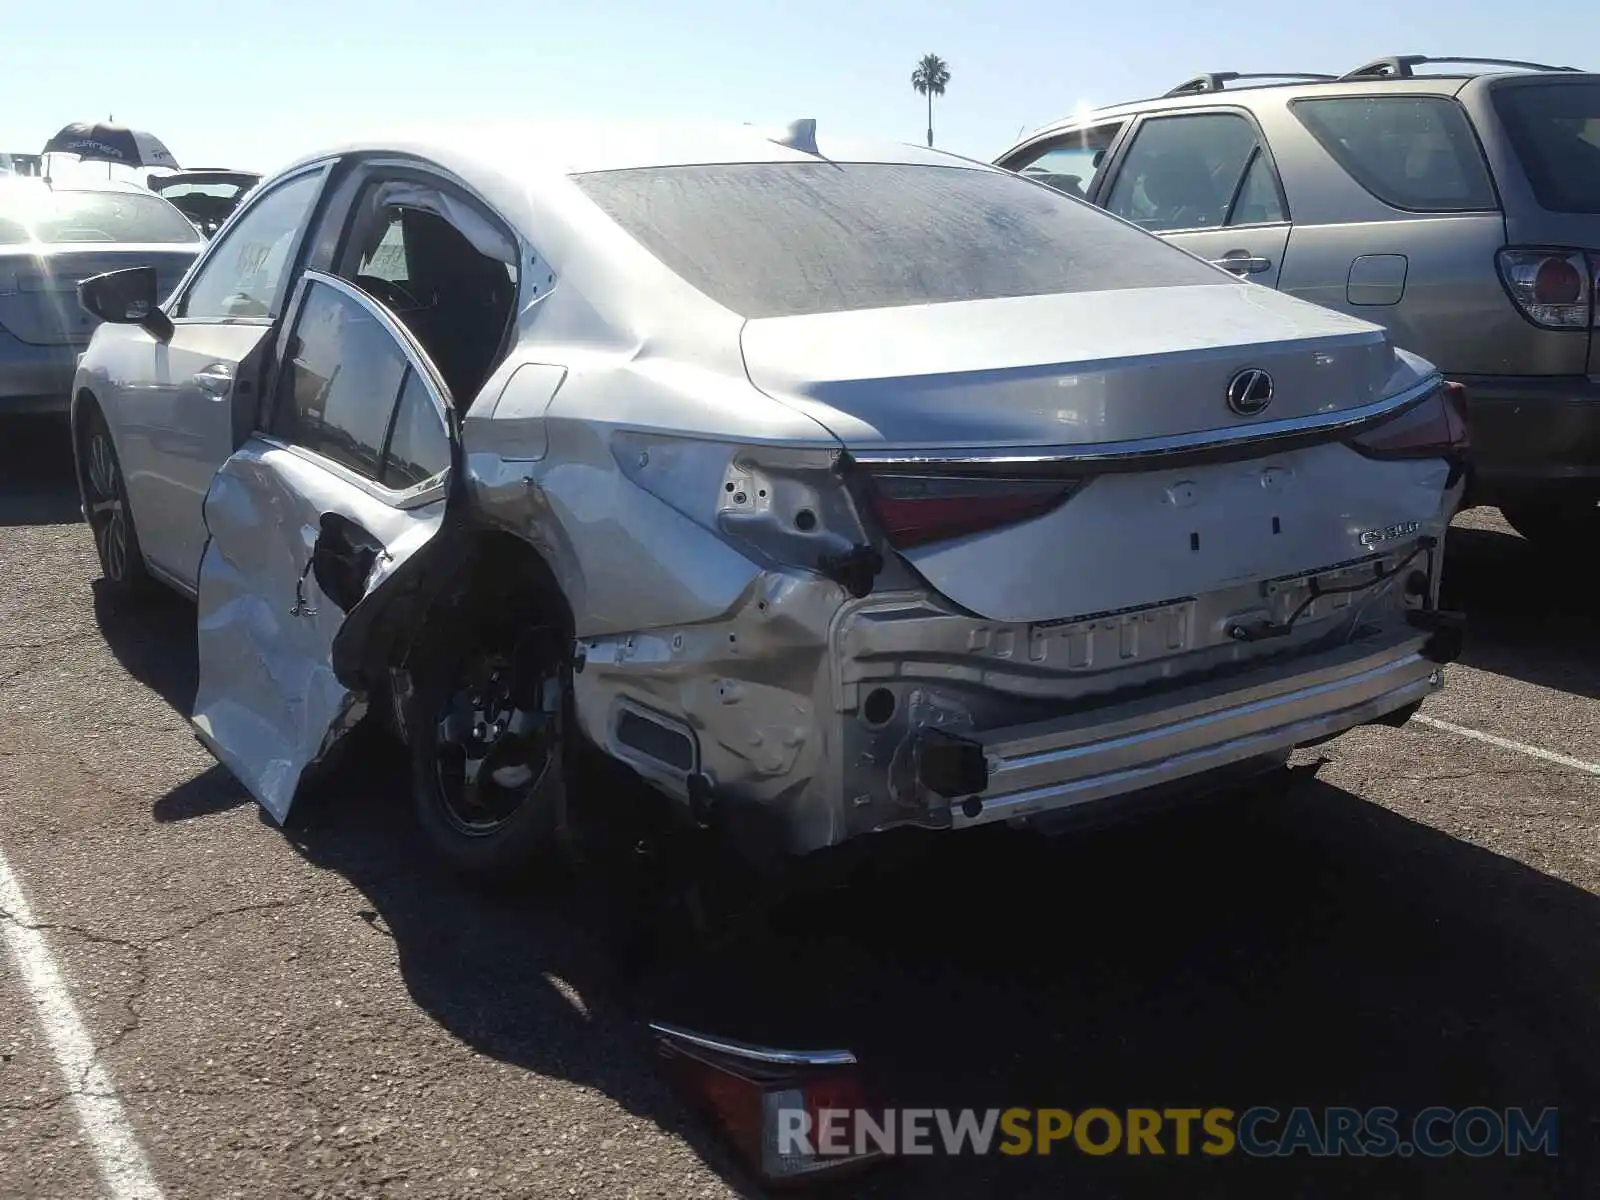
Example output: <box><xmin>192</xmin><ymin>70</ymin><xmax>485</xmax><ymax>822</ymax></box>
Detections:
<box><xmin>112</xmin><ymin>164</ymin><xmax>333</xmax><ymax>589</ymax></box>
<box><xmin>191</xmin><ymin>271</ymin><xmax>458</xmax><ymax>822</ymax></box>
<box><xmin>1095</xmin><ymin>109</ymin><xmax>1291</xmax><ymax>288</ymax></box>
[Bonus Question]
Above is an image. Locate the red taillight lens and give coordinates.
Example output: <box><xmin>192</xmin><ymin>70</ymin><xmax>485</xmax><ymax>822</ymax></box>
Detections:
<box><xmin>1496</xmin><ymin>248</ymin><xmax>1593</xmax><ymax>328</ymax></box>
<box><xmin>653</xmin><ymin>1029</ymin><xmax>881</xmax><ymax>1184</ymax></box>
<box><xmin>1534</xmin><ymin>256</ymin><xmax>1583</xmax><ymax>304</ymax></box>
<box><xmin>866</xmin><ymin>474</ymin><xmax>1079</xmax><ymax>549</ymax></box>
<box><xmin>1350</xmin><ymin>382</ymin><xmax>1470</xmax><ymax>461</ymax></box>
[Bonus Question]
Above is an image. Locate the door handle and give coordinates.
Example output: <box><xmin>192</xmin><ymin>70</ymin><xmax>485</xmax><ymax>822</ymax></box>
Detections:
<box><xmin>1212</xmin><ymin>252</ymin><xmax>1273</xmax><ymax>276</ymax></box>
<box><xmin>193</xmin><ymin>363</ymin><xmax>234</xmax><ymax>397</ymax></box>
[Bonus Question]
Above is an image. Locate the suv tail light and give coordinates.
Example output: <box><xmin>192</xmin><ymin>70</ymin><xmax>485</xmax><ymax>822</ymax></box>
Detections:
<box><xmin>865</xmin><ymin>474</ymin><xmax>1080</xmax><ymax>549</ymax></box>
<box><xmin>1350</xmin><ymin>382</ymin><xmax>1470</xmax><ymax>461</ymax></box>
<box><xmin>1496</xmin><ymin>248</ymin><xmax>1596</xmax><ymax>328</ymax></box>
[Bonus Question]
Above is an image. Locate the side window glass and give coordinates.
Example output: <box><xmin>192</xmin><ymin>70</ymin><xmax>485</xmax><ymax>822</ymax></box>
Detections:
<box><xmin>178</xmin><ymin>171</ymin><xmax>324</xmax><ymax>321</ymax></box>
<box><xmin>1228</xmin><ymin>152</ymin><xmax>1286</xmax><ymax>226</ymax></box>
<box><xmin>271</xmin><ymin>280</ymin><xmax>407</xmax><ymax>479</ymax></box>
<box><xmin>1010</xmin><ymin>123</ymin><xmax>1124</xmax><ymax>200</ymax></box>
<box><xmin>1291</xmin><ymin>96</ymin><xmax>1496</xmax><ymax>212</ymax></box>
<box><xmin>382</xmin><ymin>370</ymin><xmax>450</xmax><ymax>489</ymax></box>
<box><xmin>1105</xmin><ymin>114</ymin><xmax>1260</xmax><ymax>232</ymax></box>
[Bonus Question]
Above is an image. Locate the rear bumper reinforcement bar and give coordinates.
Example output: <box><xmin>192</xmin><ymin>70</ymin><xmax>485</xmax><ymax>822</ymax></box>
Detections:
<box><xmin>950</xmin><ymin>632</ymin><xmax>1440</xmax><ymax>829</ymax></box>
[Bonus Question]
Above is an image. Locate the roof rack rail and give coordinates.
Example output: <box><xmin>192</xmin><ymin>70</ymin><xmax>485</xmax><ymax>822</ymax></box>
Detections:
<box><xmin>1164</xmin><ymin>71</ymin><xmax>1337</xmax><ymax>97</ymax></box>
<box><xmin>1340</xmin><ymin>55</ymin><xmax>1583</xmax><ymax>80</ymax></box>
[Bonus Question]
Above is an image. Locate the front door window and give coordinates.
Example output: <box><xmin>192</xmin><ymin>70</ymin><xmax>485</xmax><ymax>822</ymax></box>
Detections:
<box><xmin>1006</xmin><ymin>122</ymin><xmax>1125</xmax><ymax>200</ymax></box>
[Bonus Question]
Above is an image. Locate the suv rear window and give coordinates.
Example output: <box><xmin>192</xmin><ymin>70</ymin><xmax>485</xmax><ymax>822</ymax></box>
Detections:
<box><xmin>1492</xmin><ymin>82</ymin><xmax>1600</xmax><ymax>213</ymax></box>
<box><xmin>1291</xmin><ymin>96</ymin><xmax>1497</xmax><ymax>212</ymax></box>
<box><xmin>573</xmin><ymin>161</ymin><xmax>1226</xmax><ymax>318</ymax></box>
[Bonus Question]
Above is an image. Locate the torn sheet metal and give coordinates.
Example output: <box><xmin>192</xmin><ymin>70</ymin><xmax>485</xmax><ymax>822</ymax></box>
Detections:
<box><xmin>191</xmin><ymin>441</ymin><xmax>444</xmax><ymax>823</ymax></box>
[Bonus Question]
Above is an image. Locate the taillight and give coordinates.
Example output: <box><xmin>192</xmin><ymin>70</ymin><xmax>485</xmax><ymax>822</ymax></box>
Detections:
<box><xmin>652</xmin><ymin>1024</ymin><xmax>882</xmax><ymax>1185</ymax></box>
<box><xmin>1496</xmin><ymin>248</ymin><xmax>1595</xmax><ymax>328</ymax></box>
<box><xmin>866</xmin><ymin>474</ymin><xmax>1079</xmax><ymax>549</ymax></box>
<box><xmin>1350</xmin><ymin>382</ymin><xmax>1470</xmax><ymax>461</ymax></box>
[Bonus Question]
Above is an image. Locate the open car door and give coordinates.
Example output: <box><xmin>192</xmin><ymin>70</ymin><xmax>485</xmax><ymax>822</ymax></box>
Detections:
<box><xmin>190</xmin><ymin>271</ymin><xmax>458</xmax><ymax>822</ymax></box>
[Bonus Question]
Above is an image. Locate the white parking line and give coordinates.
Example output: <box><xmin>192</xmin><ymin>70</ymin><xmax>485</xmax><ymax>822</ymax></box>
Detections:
<box><xmin>0</xmin><ymin>850</ymin><xmax>165</xmax><ymax>1200</ymax></box>
<box><xmin>1415</xmin><ymin>713</ymin><xmax>1600</xmax><ymax>777</ymax></box>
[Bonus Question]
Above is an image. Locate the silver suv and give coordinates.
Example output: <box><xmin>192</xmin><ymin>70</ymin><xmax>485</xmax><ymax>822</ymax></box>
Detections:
<box><xmin>996</xmin><ymin>55</ymin><xmax>1600</xmax><ymax>546</ymax></box>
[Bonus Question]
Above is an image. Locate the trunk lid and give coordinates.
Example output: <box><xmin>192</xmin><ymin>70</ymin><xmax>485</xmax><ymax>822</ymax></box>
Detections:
<box><xmin>741</xmin><ymin>285</ymin><xmax>1447</xmax><ymax>626</ymax></box>
<box><xmin>0</xmin><ymin>245</ymin><xmax>197</xmax><ymax>345</ymax></box>
<box><xmin>739</xmin><ymin>284</ymin><xmax>1397</xmax><ymax>450</ymax></box>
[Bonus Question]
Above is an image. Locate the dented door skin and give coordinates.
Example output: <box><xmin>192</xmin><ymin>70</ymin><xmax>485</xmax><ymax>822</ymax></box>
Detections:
<box><xmin>191</xmin><ymin>272</ymin><xmax>455</xmax><ymax>822</ymax></box>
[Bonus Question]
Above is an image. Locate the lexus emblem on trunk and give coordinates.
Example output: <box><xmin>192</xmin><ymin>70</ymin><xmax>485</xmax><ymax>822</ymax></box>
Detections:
<box><xmin>1226</xmin><ymin>368</ymin><xmax>1275</xmax><ymax>416</ymax></box>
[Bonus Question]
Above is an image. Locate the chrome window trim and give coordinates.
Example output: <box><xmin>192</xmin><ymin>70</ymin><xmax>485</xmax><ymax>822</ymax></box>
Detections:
<box><xmin>849</xmin><ymin>372</ymin><xmax>1443</xmax><ymax>472</ymax></box>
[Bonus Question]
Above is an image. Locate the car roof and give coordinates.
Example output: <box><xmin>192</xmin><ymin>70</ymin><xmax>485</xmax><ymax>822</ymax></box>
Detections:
<box><xmin>273</xmin><ymin>118</ymin><xmax>999</xmax><ymax>181</ymax></box>
<box><xmin>1010</xmin><ymin>56</ymin><xmax>1598</xmax><ymax>147</ymax></box>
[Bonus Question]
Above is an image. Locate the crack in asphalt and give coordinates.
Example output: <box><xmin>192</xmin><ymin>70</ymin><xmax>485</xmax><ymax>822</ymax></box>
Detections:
<box><xmin>1</xmin><ymin>896</ymin><xmax>317</xmax><ymax>1098</ymax></box>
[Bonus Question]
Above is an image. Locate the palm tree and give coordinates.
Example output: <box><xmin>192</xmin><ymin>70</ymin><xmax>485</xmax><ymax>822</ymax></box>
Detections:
<box><xmin>910</xmin><ymin>54</ymin><xmax>951</xmax><ymax>148</ymax></box>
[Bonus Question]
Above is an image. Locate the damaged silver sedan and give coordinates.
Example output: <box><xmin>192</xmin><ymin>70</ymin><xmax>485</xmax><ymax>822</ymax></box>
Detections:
<box><xmin>68</xmin><ymin>120</ymin><xmax>1468</xmax><ymax>877</ymax></box>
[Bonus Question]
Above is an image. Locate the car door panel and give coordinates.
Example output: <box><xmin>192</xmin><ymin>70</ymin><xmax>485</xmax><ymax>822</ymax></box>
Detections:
<box><xmin>192</xmin><ymin>442</ymin><xmax>447</xmax><ymax>822</ymax></box>
<box><xmin>112</xmin><ymin>164</ymin><xmax>336</xmax><ymax>589</ymax></box>
<box><xmin>190</xmin><ymin>271</ymin><xmax>457</xmax><ymax>823</ymax></box>
<box><xmin>1162</xmin><ymin>225</ymin><xmax>1290</xmax><ymax>288</ymax></box>
<box><xmin>128</xmin><ymin>322</ymin><xmax>274</xmax><ymax>586</ymax></box>
<box><xmin>1096</xmin><ymin>110</ymin><xmax>1293</xmax><ymax>290</ymax></box>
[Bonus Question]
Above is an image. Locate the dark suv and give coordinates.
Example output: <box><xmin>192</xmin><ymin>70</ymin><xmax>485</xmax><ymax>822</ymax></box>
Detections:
<box><xmin>996</xmin><ymin>55</ymin><xmax>1600</xmax><ymax>544</ymax></box>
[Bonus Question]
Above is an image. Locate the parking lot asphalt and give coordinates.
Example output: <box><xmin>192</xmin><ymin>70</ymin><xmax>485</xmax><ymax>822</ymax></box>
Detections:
<box><xmin>1</xmin><ymin>413</ymin><xmax>1598</xmax><ymax>1199</ymax></box>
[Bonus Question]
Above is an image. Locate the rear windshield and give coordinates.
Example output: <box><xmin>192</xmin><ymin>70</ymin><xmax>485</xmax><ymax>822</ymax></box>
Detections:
<box><xmin>0</xmin><ymin>187</ymin><xmax>201</xmax><ymax>246</ymax></box>
<box><xmin>1291</xmin><ymin>96</ymin><xmax>1497</xmax><ymax>212</ymax></box>
<box><xmin>1492</xmin><ymin>82</ymin><xmax>1600</xmax><ymax>213</ymax></box>
<box><xmin>573</xmin><ymin>162</ymin><xmax>1225</xmax><ymax>318</ymax></box>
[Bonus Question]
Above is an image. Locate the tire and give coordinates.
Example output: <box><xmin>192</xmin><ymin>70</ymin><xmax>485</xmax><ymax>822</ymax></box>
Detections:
<box><xmin>79</xmin><ymin>406</ymin><xmax>156</xmax><ymax>601</ymax></box>
<box><xmin>1499</xmin><ymin>498</ymin><xmax>1600</xmax><ymax>547</ymax></box>
<box><xmin>406</xmin><ymin>619</ymin><xmax>574</xmax><ymax>889</ymax></box>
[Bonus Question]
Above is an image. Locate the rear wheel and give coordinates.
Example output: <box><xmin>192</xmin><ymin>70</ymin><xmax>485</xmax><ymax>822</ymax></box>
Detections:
<box><xmin>80</xmin><ymin>407</ymin><xmax>155</xmax><ymax>600</ymax></box>
<box><xmin>1498</xmin><ymin>497</ymin><xmax>1600</xmax><ymax>547</ymax></box>
<box><xmin>408</xmin><ymin>618</ymin><xmax>574</xmax><ymax>888</ymax></box>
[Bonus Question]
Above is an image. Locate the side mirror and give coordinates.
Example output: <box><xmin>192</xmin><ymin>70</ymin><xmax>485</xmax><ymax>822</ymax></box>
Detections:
<box><xmin>78</xmin><ymin>266</ymin><xmax>174</xmax><ymax>342</ymax></box>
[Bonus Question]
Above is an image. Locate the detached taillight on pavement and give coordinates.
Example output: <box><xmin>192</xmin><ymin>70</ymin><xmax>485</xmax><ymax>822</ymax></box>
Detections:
<box><xmin>650</xmin><ymin>1022</ymin><xmax>884</xmax><ymax>1186</ymax></box>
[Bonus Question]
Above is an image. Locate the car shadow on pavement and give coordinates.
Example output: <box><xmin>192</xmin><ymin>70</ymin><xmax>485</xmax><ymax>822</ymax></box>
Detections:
<box><xmin>218</xmin><ymin>744</ymin><xmax>1598</xmax><ymax>1199</ymax></box>
<box><xmin>0</xmin><ymin>415</ymin><xmax>82</xmax><ymax>527</ymax></box>
<box><xmin>1442</xmin><ymin>517</ymin><xmax>1600</xmax><ymax>701</ymax></box>
<box><xmin>92</xmin><ymin>580</ymin><xmax>200</xmax><ymax>717</ymax></box>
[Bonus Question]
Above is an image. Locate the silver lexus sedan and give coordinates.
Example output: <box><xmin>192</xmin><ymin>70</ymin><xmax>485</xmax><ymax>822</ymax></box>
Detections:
<box><xmin>1</xmin><ymin>178</ymin><xmax>202</xmax><ymax>413</ymax></box>
<box><xmin>69</xmin><ymin>120</ymin><xmax>1468</xmax><ymax>880</ymax></box>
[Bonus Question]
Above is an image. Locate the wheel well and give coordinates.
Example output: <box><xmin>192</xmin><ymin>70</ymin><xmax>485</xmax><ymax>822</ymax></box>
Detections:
<box><xmin>334</xmin><ymin>524</ymin><xmax>576</xmax><ymax>699</ymax></box>
<box><xmin>414</xmin><ymin>530</ymin><xmax>574</xmax><ymax>645</ymax></box>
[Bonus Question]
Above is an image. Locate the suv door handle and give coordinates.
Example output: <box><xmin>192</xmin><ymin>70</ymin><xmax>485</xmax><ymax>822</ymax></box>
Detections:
<box><xmin>1212</xmin><ymin>252</ymin><xmax>1273</xmax><ymax>276</ymax></box>
<box><xmin>193</xmin><ymin>363</ymin><xmax>234</xmax><ymax>397</ymax></box>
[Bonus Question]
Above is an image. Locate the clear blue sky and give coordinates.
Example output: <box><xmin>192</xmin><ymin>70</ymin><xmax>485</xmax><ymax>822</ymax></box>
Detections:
<box><xmin>3</xmin><ymin>0</ymin><xmax>1595</xmax><ymax>179</ymax></box>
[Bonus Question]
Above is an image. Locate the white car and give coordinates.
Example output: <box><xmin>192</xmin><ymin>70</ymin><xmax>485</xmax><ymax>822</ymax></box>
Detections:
<box><xmin>69</xmin><ymin>119</ymin><xmax>1467</xmax><ymax>880</ymax></box>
